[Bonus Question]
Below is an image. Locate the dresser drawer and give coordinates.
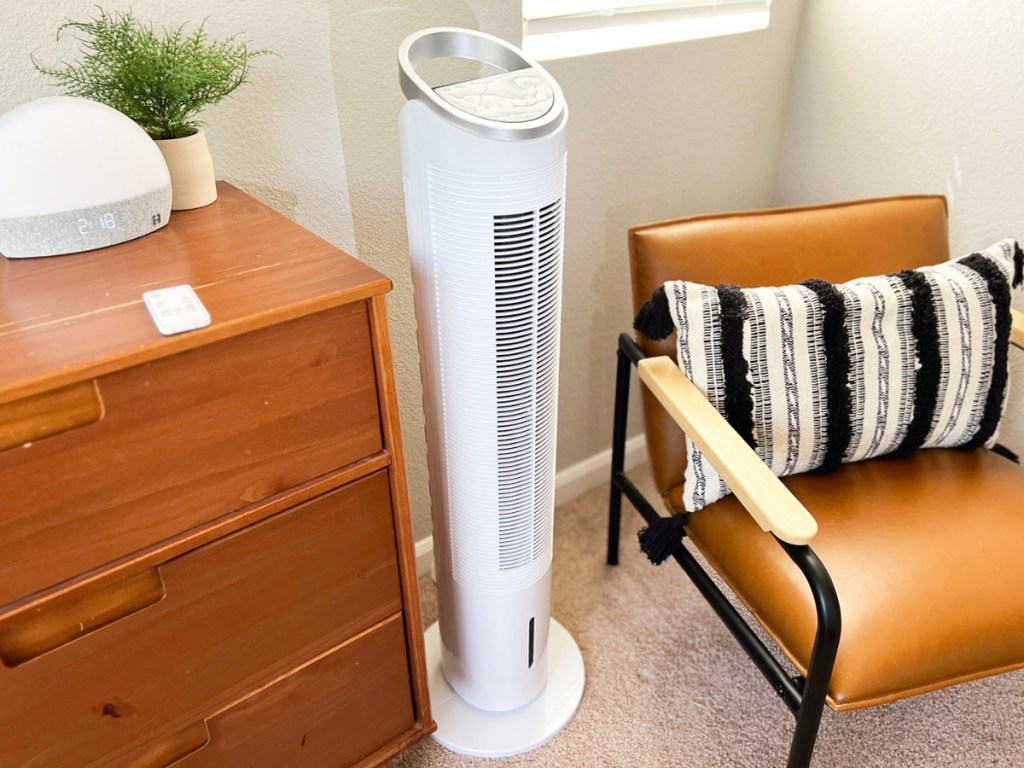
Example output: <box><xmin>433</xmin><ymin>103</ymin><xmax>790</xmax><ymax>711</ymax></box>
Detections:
<box><xmin>174</xmin><ymin>614</ymin><xmax>415</xmax><ymax>768</ymax></box>
<box><xmin>0</xmin><ymin>470</ymin><xmax>401</xmax><ymax>768</ymax></box>
<box><xmin>0</xmin><ymin>303</ymin><xmax>383</xmax><ymax>606</ymax></box>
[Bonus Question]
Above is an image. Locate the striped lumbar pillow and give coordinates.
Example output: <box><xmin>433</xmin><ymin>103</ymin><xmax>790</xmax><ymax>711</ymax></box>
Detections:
<box><xmin>634</xmin><ymin>239</ymin><xmax>1024</xmax><ymax>512</ymax></box>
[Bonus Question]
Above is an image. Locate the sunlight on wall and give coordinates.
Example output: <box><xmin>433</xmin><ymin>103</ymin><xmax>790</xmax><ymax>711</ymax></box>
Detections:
<box><xmin>523</xmin><ymin>4</ymin><xmax>770</xmax><ymax>60</ymax></box>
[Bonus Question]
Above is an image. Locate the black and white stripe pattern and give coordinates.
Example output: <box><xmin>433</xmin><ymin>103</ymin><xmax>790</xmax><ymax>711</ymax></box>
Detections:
<box><xmin>662</xmin><ymin>238</ymin><xmax>1020</xmax><ymax>512</ymax></box>
<box><xmin>840</xmin><ymin>276</ymin><xmax>916</xmax><ymax>462</ymax></box>
<box><xmin>674</xmin><ymin>281</ymin><xmax>730</xmax><ymax>509</ymax></box>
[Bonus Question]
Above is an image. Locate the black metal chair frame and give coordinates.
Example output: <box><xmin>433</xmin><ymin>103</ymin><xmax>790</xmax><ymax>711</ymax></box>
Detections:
<box><xmin>608</xmin><ymin>333</ymin><xmax>842</xmax><ymax>768</ymax></box>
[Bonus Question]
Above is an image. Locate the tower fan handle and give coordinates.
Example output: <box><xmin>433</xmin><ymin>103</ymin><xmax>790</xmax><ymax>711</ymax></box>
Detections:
<box><xmin>398</xmin><ymin>27</ymin><xmax>564</xmax><ymax>141</ymax></box>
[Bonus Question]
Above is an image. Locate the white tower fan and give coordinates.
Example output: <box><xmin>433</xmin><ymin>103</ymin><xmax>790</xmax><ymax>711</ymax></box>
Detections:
<box><xmin>398</xmin><ymin>28</ymin><xmax>585</xmax><ymax>756</ymax></box>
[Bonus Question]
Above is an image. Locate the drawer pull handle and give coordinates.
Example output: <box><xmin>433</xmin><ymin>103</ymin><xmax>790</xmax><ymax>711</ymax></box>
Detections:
<box><xmin>0</xmin><ymin>567</ymin><xmax>165</xmax><ymax>667</ymax></box>
<box><xmin>126</xmin><ymin>720</ymin><xmax>211</xmax><ymax>768</ymax></box>
<box><xmin>0</xmin><ymin>379</ymin><xmax>104</xmax><ymax>451</ymax></box>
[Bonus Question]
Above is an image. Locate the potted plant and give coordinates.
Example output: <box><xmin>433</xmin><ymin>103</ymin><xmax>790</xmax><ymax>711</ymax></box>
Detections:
<box><xmin>33</xmin><ymin>8</ymin><xmax>272</xmax><ymax>210</ymax></box>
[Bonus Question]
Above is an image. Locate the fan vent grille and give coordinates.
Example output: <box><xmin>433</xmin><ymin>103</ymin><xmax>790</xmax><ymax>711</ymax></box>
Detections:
<box><xmin>495</xmin><ymin>200</ymin><xmax>563</xmax><ymax>570</ymax></box>
<box><xmin>424</xmin><ymin>155</ymin><xmax>566</xmax><ymax>592</ymax></box>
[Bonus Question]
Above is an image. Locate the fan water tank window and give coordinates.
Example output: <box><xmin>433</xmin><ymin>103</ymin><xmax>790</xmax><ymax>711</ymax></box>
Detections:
<box><xmin>522</xmin><ymin>0</ymin><xmax>771</xmax><ymax>60</ymax></box>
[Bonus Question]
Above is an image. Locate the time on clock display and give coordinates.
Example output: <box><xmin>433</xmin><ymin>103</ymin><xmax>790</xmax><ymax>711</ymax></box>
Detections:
<box><xmin>77</xmin><ymin>212</ymin><xmax>118</xmax><ymax>235</ymax></box>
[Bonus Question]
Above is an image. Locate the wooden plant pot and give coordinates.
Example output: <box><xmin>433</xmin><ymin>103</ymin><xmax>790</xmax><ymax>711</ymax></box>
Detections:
<box><xmin>154</xmin><ymin>129</ymin><xmax>218</xmax><ymax>210</ymax></box>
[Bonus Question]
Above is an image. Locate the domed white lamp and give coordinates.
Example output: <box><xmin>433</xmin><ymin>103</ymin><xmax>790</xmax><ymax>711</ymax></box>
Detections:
<box><xmin>0</xmin><ymin>96</ymin><xmax>171</xmax><ymax>259</ymax></box>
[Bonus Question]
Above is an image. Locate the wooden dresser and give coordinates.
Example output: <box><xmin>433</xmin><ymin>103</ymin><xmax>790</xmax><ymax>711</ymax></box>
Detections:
<box><xmin>0</xmin><ymin>184</ymin><xmax>434</xmax><ymax>767</ymax></box>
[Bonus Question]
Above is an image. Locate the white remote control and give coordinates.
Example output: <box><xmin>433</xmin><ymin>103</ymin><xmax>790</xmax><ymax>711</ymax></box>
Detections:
<box><xmin>142</xmin><ymin>284</ymin><xmax>211</xmax><ymax>336</ymax></box>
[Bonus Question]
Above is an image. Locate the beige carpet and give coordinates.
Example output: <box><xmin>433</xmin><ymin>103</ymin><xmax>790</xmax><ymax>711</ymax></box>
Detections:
<box><xmin>395</xmin><ymin>467</ymin><xmax>1024</xmax><ymax>767</ymax></box>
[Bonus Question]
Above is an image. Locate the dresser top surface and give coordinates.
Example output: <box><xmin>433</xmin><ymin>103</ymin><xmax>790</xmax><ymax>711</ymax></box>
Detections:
<box><xmin>0</xmin><ymin>183</ymin><xmax>390</xmax><ymax>403</ymax></box>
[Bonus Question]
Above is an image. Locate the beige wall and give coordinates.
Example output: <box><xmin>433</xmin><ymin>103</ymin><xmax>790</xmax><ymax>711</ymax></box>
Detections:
<box><xmin>543</xmin><ymin>1</ymin><xmax>804</xmax><ymax>477</ymax></box>
<box><xmin>775</xmin><ymin>0</ymin><xmax>1024</xmax><ymax>453</ymax></box>
<box><xmin>1</xmin><ymin>0</ymin><xmax>804</xmax><ymax>539</ymax></box>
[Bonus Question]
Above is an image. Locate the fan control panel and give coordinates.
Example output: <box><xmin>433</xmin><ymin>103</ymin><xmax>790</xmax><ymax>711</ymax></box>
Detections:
<box><xmin>434</xmin><ymin>68</ymin><xmax>554</xmax><ymax>123</ymax></box>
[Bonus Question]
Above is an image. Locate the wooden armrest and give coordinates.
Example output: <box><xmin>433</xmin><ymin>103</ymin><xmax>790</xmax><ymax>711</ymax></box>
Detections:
<box><xmin>1012</xmin><ymin>308</ymin><xmax>1024</xmax><ymax>350</ymax></box>
<box><xmin>637</xmin><ymin>356</ymin><xmax>818</xmax><ymax>545</ymax></box>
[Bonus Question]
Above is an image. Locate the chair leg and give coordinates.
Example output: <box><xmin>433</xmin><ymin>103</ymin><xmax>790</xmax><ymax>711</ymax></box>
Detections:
<box><xmin>607</xmin><ymin>331</ymin><xmax>842</xmax><ymax>765</ymax></box>
<box><xmin>787</xmin><ymin>704</ymin><xmax>827</xmax><ymax>768</ymax></box>
<box><xmin>607</xmin><ymin>345</ymin><xmax>633</xmax><ymax>566</ymax></box>
<box><xmin>779</xmin><ymin>542</ymin><xmax>842</xmax><ymax>768</ymax></box>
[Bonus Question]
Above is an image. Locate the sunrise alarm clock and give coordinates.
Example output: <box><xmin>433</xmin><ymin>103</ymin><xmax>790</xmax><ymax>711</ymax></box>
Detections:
<box><xmin>0</xmin><ymin>96</ymin><xmax>172</xmax><ymax>259</ymax></box>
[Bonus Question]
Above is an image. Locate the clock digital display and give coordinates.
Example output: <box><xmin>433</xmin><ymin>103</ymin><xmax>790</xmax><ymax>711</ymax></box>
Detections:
<box><xmin>2</xmin><ymin>188</ymin><xmax>169</xmax><ymax>258</ymax></box>
<box><xmin>77</xmin><ymin>212</ymin><xmax>118</xmax><ymax>235</ymax></box>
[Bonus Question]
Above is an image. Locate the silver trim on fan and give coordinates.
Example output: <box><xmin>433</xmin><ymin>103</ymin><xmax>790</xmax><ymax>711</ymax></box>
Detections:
<box><xmin>398</xmin><ymin>27</ymin><xmax>567</xmax><ymax>141</ymax></box>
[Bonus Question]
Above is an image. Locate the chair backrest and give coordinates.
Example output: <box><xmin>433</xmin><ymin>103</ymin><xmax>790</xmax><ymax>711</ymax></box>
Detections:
<box><xmin>628</xmin><ymin>195</ymin><xmax>950</xmax><ymax>498</ymax></box>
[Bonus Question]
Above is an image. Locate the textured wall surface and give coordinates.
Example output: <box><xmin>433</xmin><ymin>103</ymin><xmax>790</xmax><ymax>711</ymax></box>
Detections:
<box><xmin>0</xmin><ymin>0</ymin><xmax>804</xmax><ymax>538</ymax></box>
<box><xmin>775</xmin><ymin>0</ymin><xmax>1024</xmax><ymax>453</ymax></box>
<box><xmin>541</xmin><ymin>0</ymin><xmax>805</xmax><ymax>481</ymax></box>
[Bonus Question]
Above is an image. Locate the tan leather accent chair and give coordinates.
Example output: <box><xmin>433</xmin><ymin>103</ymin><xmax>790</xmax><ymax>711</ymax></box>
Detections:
<box><xmin>607</xmin><ymin>196</ymin><xmax>1024</xmax><ymax>767</ymax></box>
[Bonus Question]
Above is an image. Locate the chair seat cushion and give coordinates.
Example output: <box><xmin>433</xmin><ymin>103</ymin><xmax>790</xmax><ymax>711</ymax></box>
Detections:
<box><xmin>671</xmin><ymin>447</ymin><xmax>1024</xmax><ymax>711</ymax></box>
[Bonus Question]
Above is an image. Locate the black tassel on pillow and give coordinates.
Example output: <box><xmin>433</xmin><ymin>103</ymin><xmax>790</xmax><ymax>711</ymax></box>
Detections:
<box><xmin>637</xmin><ymin>512</ymin><xmax>689</xmax><ymax>565</ymax></box>
<box><xmin>633</xmin><ymin>285</ymin><xmax>674</xmax><ymax>341</ymax></box>
<box><xmin>992</xmin><ymin>443</ymin><xmax>1021</xmax><ymax>464</ymax></box>
<box><xmin>1013</xmin><ymin>241</ymin><xmax>1024</xmax><ymax>289</ymax></box>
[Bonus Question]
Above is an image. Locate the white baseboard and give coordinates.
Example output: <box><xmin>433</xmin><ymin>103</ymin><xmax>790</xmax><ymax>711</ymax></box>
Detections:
<box><xmin>415</xmin><ymin>535</ymin><xmax>435</xmax><ymax>581</ymax></box>
<box><xmin>413</xmin><ymin>433</ymin><xmax>647</xmax><ymax>578</ymax></box>
<box><xmin>553</xmin><ymin>433</ymin><xmax>647</xmax><ymax>508</ymax></box>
